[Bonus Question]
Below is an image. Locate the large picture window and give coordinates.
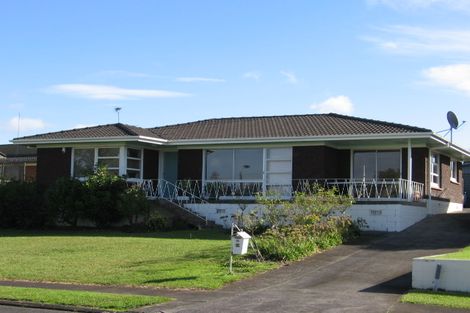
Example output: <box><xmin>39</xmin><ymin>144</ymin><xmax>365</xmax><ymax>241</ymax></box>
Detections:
<box><xmin>73</xmin><ymin>148</ymin><xmax>94</xmax><ymax>178</ymax></box>
<box><xmin>205</xmin><ymin>149</ymin><xmax>263</xmax><ymax>181</ymax></box>
<box><xmin>353</xmin><ymin>150</ymin><xmax>400</xmax><ymax>180</ymax></box>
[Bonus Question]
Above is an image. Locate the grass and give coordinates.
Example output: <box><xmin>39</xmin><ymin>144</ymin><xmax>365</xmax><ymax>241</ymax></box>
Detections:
<box><xmin>431</xmin><ymin>245</ymin><xmax>470</xmax><ymax>260</ymax></box>
<box><xmin>401</xmin><ymin>290</ymin><xmax>470</xmax><ymax>310</ymax></box>
<box><xmin>0</xmin><ymin>229</ymin><xmax>276</xmax><ymax>289</ymax></box>
<box><xmin>0</xmin><ymin>286</ymin><xmax>170</xmax><ymax>312</ymax></box>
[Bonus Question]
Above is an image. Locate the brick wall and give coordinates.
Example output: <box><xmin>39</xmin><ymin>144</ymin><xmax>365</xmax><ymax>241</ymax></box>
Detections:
<box><xmin>143</xmin><ymin>149</ymin><xmax>159</xmax><ymax>179</ymax></box>
<box><xmin>292</xmin><ymin>146</ymin><xmax>350</xmax><ymax>179</ymax></box>
<box><xmin>37</xmin><ymin>148</ymin><xmax>71</xmax><ymax>187</ymax></box>
<box><xmin>177</xmin><ymin>149</ymin><xmax>203</xmax><ymax>180</ymax></box>
<box><xmin>431</xmin><ymin>154</ymin><xmax>464</xmax><ymax>203</ymax></box>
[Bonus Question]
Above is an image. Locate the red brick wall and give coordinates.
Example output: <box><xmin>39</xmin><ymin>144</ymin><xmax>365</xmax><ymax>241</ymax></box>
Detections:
<box><xmin>431</xmin><ymin>154</ymin><xmax>464</xmax><ymax>203</ymax></box>
<box><xmin>292</xmin><ymin>146</ymin><xmax>350</xmax><ymax>179</ymax></box>
<box><xmin>177</xmin><ymin>149</ymin><xmax>203</xmax><ymax>180</ymax></box>
<box><xmin>37</xmin><ymin>148</ymin><xmax>71</xmax><ymax>187</ymax></box>
<box><xmin>143</xmin><ymin>149</ymin><xmax>159</xmax><ymax>179</ymax></box>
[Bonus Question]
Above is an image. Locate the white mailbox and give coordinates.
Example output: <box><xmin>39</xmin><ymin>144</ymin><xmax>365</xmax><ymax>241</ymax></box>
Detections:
<box><xmin>232</xmin><ymin>231</ymin><xmax>251</xmax><ymax>255</ymax></box>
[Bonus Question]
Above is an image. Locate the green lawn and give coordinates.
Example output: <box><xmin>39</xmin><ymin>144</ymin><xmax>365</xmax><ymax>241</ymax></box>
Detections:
<box><xmin>0</xmin><ymin>229</ymin><xmax>276</xmax><ymax>289</ymax></box>
<box><xmin>0</xmin><ymin>286</ymin><xmax>170</xmax><ymax>312</ymax></box>
<box><xmin>401</xmin><ymin>290</ymin><xmax>470</xmax><ymax>310</ymax></box>
<box><xmin>431</xmin><ymin>245</ymin><xmax>470</xmax><ymax>260</ymax></box>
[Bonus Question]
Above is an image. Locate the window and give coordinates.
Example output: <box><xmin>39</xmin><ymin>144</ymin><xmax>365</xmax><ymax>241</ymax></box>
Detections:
<box><xmin>126</xmin><ymin>148</ymin><xmax>142</xmax><ymax>179</ymax></box>
<box><xmin>431</xmin><ymin>153</ymin><xmax>440</xmax><ymax>187</ymax></box>
<box><xmin>97</xmin><ymin>148</ymin><xmax>120</xmax><ymax>176</ymax></box>
<box><xmin>73</xmin><ymin>148</ymin><xmax>94</xmax><ymax>178</ymax></box>
<box><xmin>450</xmin><ymin>159</ymin><xmax>458</xmax><ymax>182</ymax></box>
<box><xmin>205</xmin><ymin>149</ymin><xmax>263</xmax><ymax>181</ymax></box>
<box><xmin>353</xmin><ymin>150</ymin><xmax>400</xmax><ymax>179</ymax></box>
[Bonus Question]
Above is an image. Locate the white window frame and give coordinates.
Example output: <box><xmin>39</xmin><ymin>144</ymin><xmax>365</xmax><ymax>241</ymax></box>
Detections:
<box><xmin>126</xmin><ymin>148</ymin><xmax>143</xmax><ymax>182</ymax></box>
<box><xmin>431</xmin><ymin>153</ymin><xmax>440</xmax><ymax>188</ymax></box>
<box><xmin>450</xmin><ymin>159</ymin><xmax>458</xmax><ymax>183</ymax></box>
<box><xmin>71</xmin><ymin>146</ymin><xmax>143</xmax><ymax>180</ymax></box>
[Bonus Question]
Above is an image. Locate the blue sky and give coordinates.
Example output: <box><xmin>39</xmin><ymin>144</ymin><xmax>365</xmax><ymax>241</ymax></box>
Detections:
<box><xmin>2</xmin><ymin>0</ymin><xmax>470</xmax><ymax>148</ymax></box>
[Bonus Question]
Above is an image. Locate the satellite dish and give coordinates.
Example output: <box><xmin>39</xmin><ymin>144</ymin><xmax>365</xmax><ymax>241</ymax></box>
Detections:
<box><xmin>447</xmin><ymin>111</ymin><xmax>459</xmax><ymax>130</ymax></box>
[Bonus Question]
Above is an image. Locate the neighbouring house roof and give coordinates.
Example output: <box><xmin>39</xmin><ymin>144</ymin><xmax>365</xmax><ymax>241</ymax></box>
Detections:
<box><xmin>0</xmin><ymin>144</ymin><xmax>37</xmax><ymax>164</ymax></box>
<box><xmin>149</xmin><ymin>113</ymin><xmax>432</xmax><ymax>140</ymax></box>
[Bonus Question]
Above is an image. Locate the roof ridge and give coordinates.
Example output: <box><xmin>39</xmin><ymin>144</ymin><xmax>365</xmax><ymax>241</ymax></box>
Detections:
<box><xmin>149</xmin><ymin>113</ymin><xmax>333</xmax><ymax>130</ymax></box>
<box><xmin>326</xmin><ymin>113</ymin><xmax>432</xmax><ymax>132</ymax></box>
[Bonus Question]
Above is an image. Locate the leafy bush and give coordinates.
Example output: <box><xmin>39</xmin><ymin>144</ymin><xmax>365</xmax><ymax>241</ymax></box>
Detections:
<box><xmin>82</xmin><ymin>167</ymin><xmax>128</xmax><ymax>227</ymax></box>
<box><xmin>241</xmin><ymin>188</ymin><xmax>357</xmax><ymax>261</ymax></box>
<box><xmin>0</xmin><ymin>181</ymin><xmax>47</xmax><ymax>228</ymax></box>
<box><xmin>254</xmin><ymin>216</ymin><xmax>359</xmax><ymax>261</ymax></box>
<box><xmin>46</xmin><ymin>177</ymin><xmax>86</xmax><ymax>226</ymax></box>
<box><xmin>118</xmin><ymin>185</ymin><xmax>150</xmax><ymax>225</ymax></box>
<box><xmin>146</xmin><ymin>212</ymin><xmax>171</xmax><ymax>231</ymax></box>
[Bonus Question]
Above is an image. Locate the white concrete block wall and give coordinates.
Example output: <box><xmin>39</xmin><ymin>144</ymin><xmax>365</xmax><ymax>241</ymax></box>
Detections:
<box><xmin>187</xmin><ymin>202</ymin><xmax>430</xmax><ymax>231</ymax></box>
<box><xmin>427</xmin><ymin>200</ymin><xmax>463</xmax><ymax>215</ymax></box>
<box><xmin>412</xmin><ymin>257</ymin><xmax>470</xmax><ymax>292</ymax></box>
<box><xmin>346</xmin><ymin>204</ymin><xmax>427</xmax><ymax>232</ymax></box>
<box><xmin>185</xmin><ymin>203</ymin><xmax>260</xmax><ymax>228</ymax></box>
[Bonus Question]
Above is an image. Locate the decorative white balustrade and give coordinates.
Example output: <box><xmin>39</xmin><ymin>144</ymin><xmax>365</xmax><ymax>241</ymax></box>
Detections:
<box><xmin>139</xmin><ymin>178</ymin><xmax>425</xmax><ymax>203</ymax></box>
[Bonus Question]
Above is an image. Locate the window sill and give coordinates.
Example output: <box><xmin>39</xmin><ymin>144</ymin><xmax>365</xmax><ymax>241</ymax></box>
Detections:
<box><xmin>431</xmin><ymin>185</ymin><xmax>443</xmax><ymax>191</ymax></box>
<box><xmin>450</xmin><ymin>179</ymin><xmax>460</xmax><ymax>185</ymax></box>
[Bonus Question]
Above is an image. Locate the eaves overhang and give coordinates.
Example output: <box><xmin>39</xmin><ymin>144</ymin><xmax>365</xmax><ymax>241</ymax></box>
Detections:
<box><xmin>168</xmin><ymin>132</ymin><xmax>436</xmax><ymax>146</ymax></box>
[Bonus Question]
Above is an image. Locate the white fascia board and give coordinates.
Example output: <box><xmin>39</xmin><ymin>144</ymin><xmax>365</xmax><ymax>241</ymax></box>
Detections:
<box><xmin>11</xmin><ymin>136</ymin><xmax>167</xmax><ymax>146</ymax></box>
<box><xmin>429</xmin><ymin>134</ymin><xmax>470</xmax><ymax>158</ymax></box>
<box><xmin>168</xmin><ymin>132</ymin><xmax>435</xmax><ymax>146</ymax></box>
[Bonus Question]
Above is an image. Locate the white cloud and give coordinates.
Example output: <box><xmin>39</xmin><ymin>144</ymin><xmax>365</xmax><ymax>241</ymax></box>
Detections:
<box><xmin>368</xmin><ymin>0</ymin><xmax>470</xmax><ymax>12</ymax></box>
<box><xmin>175</xmin><ymin>77</ymin><xmax>225</xmax><ymax>83</ymax></box>
<box><xmin>280</xmin><ymin>70</ymin><xmax>298</xmax><ymax>84</ymax></box>
<box><xmin>363</xmin><ymin>25</ymin><xmax>470</xmax><ymax>55</ymax></box>
<box><xmin>310</xmin><ymin>96</ymin><xmax>354</xmax><ymax>114</ymax></box>
<box><xmin>48</xmin><ymin>84</ymin><xmax>190</xmax><ymax>100</ymax></box>
<box><xmin>7</xmin><ymin>116</ymin><xmax>46</xmax><ymax>132</ymax></box>
<box><xmin>423</xmin><ymin>64</ymin><xmax>470</xmax><ymax>96</ymax></box>
<box><xmin>243</xmin><ymin>71</ymin><xmax>262</xmax><ymax>81</ymax></box>
<box><xmin>96</xmin><ymin>70</ymin><xmax>151</xmax><ymax>78</ymax></box>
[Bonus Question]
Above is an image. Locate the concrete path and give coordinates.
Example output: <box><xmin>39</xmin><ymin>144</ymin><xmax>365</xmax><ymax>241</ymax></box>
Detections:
<box><xmin>1</xmin><ymin>212</ymin><xmax>469</xmax><ymax>312</ymax></box>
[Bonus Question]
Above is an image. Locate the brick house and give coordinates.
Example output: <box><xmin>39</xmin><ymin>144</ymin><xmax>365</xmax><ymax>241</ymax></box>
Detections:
<box><xmin>0</xmin><ymin>144</ymin><xmax>37</xmax><ymax>182</ymax></box>
<box><xmin>11</xmin><ymin>113</ymin><xmax>470</xmax><ymax>231</ymax></box>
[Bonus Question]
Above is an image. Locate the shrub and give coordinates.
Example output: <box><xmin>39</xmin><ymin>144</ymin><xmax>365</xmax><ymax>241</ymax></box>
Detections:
<box><xmin>0</xmin><ymin>181</ymin><xmax>47</xmax><ymax>228</ymax></box>
<box><xmin>254</xmin><ymin>216</ymin><xmax>359</xmax><ymax>261</ymax></box>
<box><xmin>118</xmin><ymin>185</ymin><xmax>150</xmax><ymax>225</ymax></box>
<box><xmin>146</xmin><ymin>212</ymin><xmax>170</xmax><ymax>231</ymax></box>
<box><xmin>46</xmin><ymin>177</ymin><xmax>86</xmax><ymax>226</ymax></box>
<box><xmin>83</xmin><ymin>167</ymin><xmax>128</xmax><ymax>227</ymax></box>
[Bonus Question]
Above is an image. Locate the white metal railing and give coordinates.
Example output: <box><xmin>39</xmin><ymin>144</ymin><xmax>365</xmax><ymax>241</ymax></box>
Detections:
<box><xmin>143</xmin><ymin>178</ymin><xmax>425</xmax><ymax>201</ymax></box>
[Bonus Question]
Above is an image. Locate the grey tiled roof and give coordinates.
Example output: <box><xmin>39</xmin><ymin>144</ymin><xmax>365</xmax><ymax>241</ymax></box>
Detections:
<box><xmin>149</xmin><ymin>113</ymin><xmax>431</xmax><ymax>140</ymax></box>
<box><xmin>13</xmin><ymin>114</ymin><xmax>431</xmax><ymax>142</ymax></box>
<box><xmin>15</xmin><ymin>123</ymin><xmax>164</xmax><ymax>141</ymax></box>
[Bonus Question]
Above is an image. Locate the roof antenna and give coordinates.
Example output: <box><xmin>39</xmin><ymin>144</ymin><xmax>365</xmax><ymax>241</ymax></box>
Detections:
<box><xmin>114</xmin><ymin>107</ymin><xmax>122</xmax><ymax>123</ymax></box>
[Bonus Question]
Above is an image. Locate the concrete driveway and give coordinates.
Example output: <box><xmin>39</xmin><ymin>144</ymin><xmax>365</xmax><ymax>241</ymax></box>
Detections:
<box><xmin>146</xmin><ymin>212</ymin><xmax>470</xmax><ymax>313</ymax></box>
